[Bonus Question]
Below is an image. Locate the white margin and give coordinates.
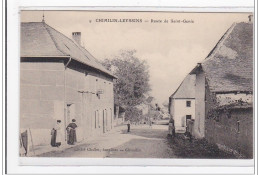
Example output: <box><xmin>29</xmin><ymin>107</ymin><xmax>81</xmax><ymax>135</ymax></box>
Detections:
<box><xmin>5</xmin><ymin>0</ymin><xmax>256</xmax><ymax>174</ymax></box>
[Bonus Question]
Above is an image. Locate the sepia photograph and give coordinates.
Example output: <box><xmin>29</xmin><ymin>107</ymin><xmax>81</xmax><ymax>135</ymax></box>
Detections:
<box><xmin>19</xmin><ymin>11</ymin><xmax>253</xmax><ymax>159</ymax></box>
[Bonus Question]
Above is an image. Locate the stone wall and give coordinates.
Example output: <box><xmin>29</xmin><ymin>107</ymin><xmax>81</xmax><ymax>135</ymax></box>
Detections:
<box><xmin>205</xmin><ymin>107</ymin><xmax>253</xmax><ymax>158</ymax></box>
<box><xmin>204</xmin><ymin>80</ymin><xmax>253</xmax><ymax>158</ymax></box>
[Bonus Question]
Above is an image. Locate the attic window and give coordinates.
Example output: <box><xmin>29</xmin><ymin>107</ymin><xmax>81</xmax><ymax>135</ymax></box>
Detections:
<box><xmin>186</xmin><ymin>101</ymin><xmax>191</xmax><ymax>107</ymax></box>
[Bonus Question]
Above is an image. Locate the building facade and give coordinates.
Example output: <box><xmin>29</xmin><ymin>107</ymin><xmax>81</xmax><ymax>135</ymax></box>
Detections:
<box><xmin>169</xmin><ymin>74</ymin><xmax>196</xmax><ymax>133</ymax></box>
<box><xmin>20</xmin><ymin>22</ymin><xmax>116</xmax><ymax>147</ymax></box>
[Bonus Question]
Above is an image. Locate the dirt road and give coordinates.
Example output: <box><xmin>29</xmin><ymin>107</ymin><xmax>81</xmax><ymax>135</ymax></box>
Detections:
<box><xmin>39</xmin><ymin>125</ymin><xmax>177</xmax><ymax>158</ymax></box>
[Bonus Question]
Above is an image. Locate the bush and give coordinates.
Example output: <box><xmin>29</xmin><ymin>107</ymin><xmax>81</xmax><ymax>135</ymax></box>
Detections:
<box><xmin>125</xmin><ymin>106</ymin><xmax>143</xmax><ymax>123</ymax></box>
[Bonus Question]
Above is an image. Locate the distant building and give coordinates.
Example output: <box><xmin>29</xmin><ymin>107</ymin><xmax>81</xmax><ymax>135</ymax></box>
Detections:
<box><xmin>20</xmin><ymin>22</ymin><xmax>116</xmax><ymax>147</ymax></box>
<box><xmin>189</xmin><ymin>21</ymin><xmax>253</xmax><ymax>157</ymax></box>
<box><xmin>169</xmin><ymin>74</ymin><xmax>196</xmax><ymax>133</ymax></box>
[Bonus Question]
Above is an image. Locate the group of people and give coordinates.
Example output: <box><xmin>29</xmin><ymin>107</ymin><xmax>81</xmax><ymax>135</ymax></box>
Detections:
<box><xmin>50</xmin><ymin>119</ymin><xmax>78</xmax><ymax>147</ymax></box>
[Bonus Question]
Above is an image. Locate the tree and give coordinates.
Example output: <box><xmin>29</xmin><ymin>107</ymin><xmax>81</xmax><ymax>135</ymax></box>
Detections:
<box><xmin>102</xmin><ymin>50</ymin><xmax>151</xmax><ymax>121</ymax></box>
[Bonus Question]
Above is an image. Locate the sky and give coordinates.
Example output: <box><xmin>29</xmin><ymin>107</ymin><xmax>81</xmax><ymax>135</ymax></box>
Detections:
<box><xmin>21</xmin><ymin>11</ymin><xmax>251</xmax><ymax>105</ymax></box>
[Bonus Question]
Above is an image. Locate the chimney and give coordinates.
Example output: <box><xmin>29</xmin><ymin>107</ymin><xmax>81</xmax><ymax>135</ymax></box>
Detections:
<box><xmin>248</xmin><ymin>15</ymin><xmax>253</xmax><ymax>23</ymax></box>
<box><xmin>72</xmin><ymin>32</ymin><xmax>81</xmax><ymax>45</ymax></box>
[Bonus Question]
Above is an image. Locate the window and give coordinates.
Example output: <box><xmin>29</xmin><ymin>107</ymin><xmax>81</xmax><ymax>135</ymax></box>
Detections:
<box><xmin>95</xmin><ymin>111</ymin><xmax>98</xmax><ymax>129</ymax></box>
<box><xmin>237</xmin><ymin>120</ymin><xmax>240</xmax><ymax>133</ymax></box>
<box><xmin>104</xmin><ymin>82</ymin><xmax>106</xmax><ymax>99</ymax></box>
<box><xmin>186</xmin><ymin>101</ymin><xmax>191</xmax><ymax>107</ymax></box>
<box><xmin>95</xmin><ymin>115</ymin><xmax>97</xmax><ymax>129</ymax></box>
<box><xmin>186</xmin><ymin>115</ymin><xmax>192</xmax><ymax>120</ymax></box>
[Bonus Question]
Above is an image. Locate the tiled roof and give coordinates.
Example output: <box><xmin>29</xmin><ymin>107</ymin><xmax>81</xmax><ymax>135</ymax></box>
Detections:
<box><xmin>21</xmin><ymin>22</ymin><xmax>115</xmax><ymax>78</ymax></box>
<box><xmin>201</xmin><ymin>22</ymin><xmax>253</xmax><ymax>93</ymax></box>
<box><xmin>170</xmin><ymin>74</ymin><xmax>196</xmax><ymax>99</ymax></box>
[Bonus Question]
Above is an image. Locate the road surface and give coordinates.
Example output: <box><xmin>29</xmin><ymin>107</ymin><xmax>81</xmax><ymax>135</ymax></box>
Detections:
<box><xmin>39</xmin><ymin>124</ymin><xmax>177</xmax><ymax>158</ymax></box>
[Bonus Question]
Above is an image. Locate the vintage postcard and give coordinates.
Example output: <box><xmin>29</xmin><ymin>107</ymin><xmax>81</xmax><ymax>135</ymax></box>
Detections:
<box><xmin>19</xmin><ymin>11</ymin><xmax>253</xmax><ymax>160</ymax></box>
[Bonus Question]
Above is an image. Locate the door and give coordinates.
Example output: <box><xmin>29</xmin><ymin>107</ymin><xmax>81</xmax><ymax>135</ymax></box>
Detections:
<box><xmin>66</xmin><ymin>104</ymin><xmax>71</xmax><ymax>125</ymax></box>
<box><xmin>186</xmin><ymin>115</ymin><xmax>192</xmax><ymax>132</ymax></box>
<box><xmin>66</xmin><ymin>103</ymin><xmax>75</xmax><ymax>140</ymax></box>
<box><xmin>66</xmin><ymin>104</ymin><xmax>75</xmax><ymax>125</ymax></box>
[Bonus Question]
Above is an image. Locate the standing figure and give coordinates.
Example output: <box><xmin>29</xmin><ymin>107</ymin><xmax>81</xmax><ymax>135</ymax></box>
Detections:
<box><xmin>51</xmin><ymin>120</ymin><xmax>62</xmax><ymax>147</ymax></box>
<box><xmin>127</xmin><ymin>120</ymin><xmax>131</xmax><ymax>132</ymax></box>
<box><xmin>66</xmin><ymin>119</ymin><xmax>77</xmax><ymax>145</ymax></box>
<box><xmin>149</xmin><ymin>120</ymin><xmax>153</xmax><ymax>129</ymax></box>
<box><xmin>50</xmin><ymin>128</ymin><xmax>56</xmax><ymax>147</ymax></box>
<box><xmin>168</xmin><ymin>118</ymin><xmax>174</xmax><ymax>136</ymax></box>
<box><xmin>55</xmin><ymin>120</ymin><xmax>62</xmax><ymax>147</ymax></box>
<box><xmin>20</xmin><ymin>129</ymin><xmax>28</xmax><ymax>156</ymax></box>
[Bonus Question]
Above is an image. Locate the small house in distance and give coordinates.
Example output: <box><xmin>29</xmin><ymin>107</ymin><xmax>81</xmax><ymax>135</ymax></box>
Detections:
<box><xmin>169</xmin><ymin>74</ymin><xmax>196</xmax><ymax>133</ymax></box>
<box><xmin>20</xmin><ymin>21</ymin><xmax>116</xmax><ymax>150</ymax></box>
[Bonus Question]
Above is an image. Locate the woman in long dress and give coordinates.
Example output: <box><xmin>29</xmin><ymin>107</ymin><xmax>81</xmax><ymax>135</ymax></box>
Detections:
<box><xmin>50</xmin><ymin>128</ymin><xmax>56</xmax><ymax>147</ymax></box>
<box><xmin>51</xmin><ymin>120</ymin><xmax>62</xmax><ymax>147</ymax></box>
<box><xmin>66</xmin><ymin>119</ymin><xmax>77</xmax><ymax>145</ymax></box>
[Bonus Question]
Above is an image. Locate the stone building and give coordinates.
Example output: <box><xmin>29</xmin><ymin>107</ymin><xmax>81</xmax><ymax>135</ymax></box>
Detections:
<box><xmin>20</xmin><ymin>22</ymin><xmax>116</xmax><ymax>147</ymax></box>
<box><xmin>189</xmin><ymin>21</ymin><xmax>253</xmax><ymax>157</ymax></box>
<box><xmin>169</xmin><ymin>19</ymin><xmax>253</xmax><ymax>158</ymax></box>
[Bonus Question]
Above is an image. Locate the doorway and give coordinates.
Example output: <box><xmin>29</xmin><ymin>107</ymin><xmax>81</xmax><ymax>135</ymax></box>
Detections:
<box><xmin>186</xmin><ymin>115</ymin><xmax>192</xmax><ymax>132</ymax></box>
<box><xmin>66</xmin><ymin>103</ymin><xmax>75</xmax><ymax>141</ymax></box>
<box><xmin>66</xmin><ymin>104</ymin><xmax>75</xmax><ymax>125</ymax></box>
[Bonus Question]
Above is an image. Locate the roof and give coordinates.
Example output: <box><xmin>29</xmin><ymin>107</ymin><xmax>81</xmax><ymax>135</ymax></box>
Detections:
<box><xmin>21</xmin><ymin>22</ymin><xmax>115</xmax><ymax>78</ymax></box>
<box><xmin>199</xmin><ymin>22</ymin><xmax>253</xmax><ymax>93</ymax></box>
<box><xmin>170</xmin><ymin>74</ymin><xmax>196</xmax><ymax>99</ymax></box>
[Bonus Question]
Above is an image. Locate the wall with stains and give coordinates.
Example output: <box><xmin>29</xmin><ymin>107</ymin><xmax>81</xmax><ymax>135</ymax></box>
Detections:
<box><xmin>194</xmin><ymin>71</ymin><xmax>206</xmax><ymax>138</ymax></box>
<box><xmin>20</xmin><ymin>60</ymin><xmax>114</xmax><ymax>146</ymax></box>
<box><xmin>205</xmin><ymin>107</ymin><xmax>253</xmax><ymax>158</ymax></box>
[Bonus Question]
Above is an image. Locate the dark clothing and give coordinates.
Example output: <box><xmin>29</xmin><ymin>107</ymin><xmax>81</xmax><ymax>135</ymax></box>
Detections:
<box><xmin>51</xmin><ymin>128</ymin><xmax>56</xmax><ymax>147</ymax></box>
<box><xmin>172</xmin><ymin>127</ymin><xmax>176</xmax><ymax>137</ymax></box>
<box><xmin>127</xmin><ymin>124</ymin><xmax>130</xmax><ymax>132</ymax></box>
<box><xmin>50</xmin><ymin>128</ymin><xmax>61</xmax><ymax>147</ymax></box>
<box><xmin>67</xmin><ymin>122</ymin><xmax>77</xmax><ymax>129</ymax></box>
<box><xmin>67</xmin><ymin>123</ymin><xmax>77</xmax><ymax>145</ymax></box>
<box><xmin>20</xmin><ymin>130</ymin><xmax>28</xmax><ymax>155</ymax></box>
